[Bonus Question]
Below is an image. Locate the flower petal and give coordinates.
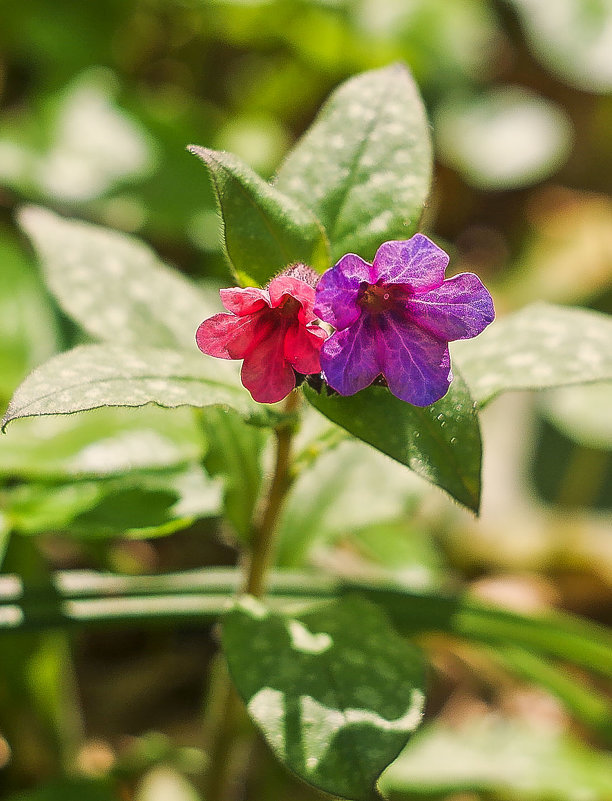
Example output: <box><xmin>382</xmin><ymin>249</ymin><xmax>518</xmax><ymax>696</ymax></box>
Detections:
<box><xmin>314</xmin><ymin>253</ymin><xmax>372</xmax><ymax>330</ymax></box>
<box><xmin>378</xmin><ymin>310</ymin><xmax>452</xmax><ymax>406</ymax></box>
<box><xmin>320</xmin><ymin>316</ymin><xmax>380</xmax><ymax>396</ymax></box>
<box><xmin>220</xmin><ymin>286</ymin><xmax>269</xmax><ymax>315</ymax></box>
<box><xmin>241</xmin><ymin>326</ymin><xmax>296</xmax><ymax>404</ymax></box>
<box><xmin>284</xmin><ymin>322</ymin><xmax>325</xmax><ymax>375</ymax></box>
<box><xmin>373</xmin><ymin>235</ymin><xmax>449</xmax><ymax>291</ymax></box>
<box><xmin>406</xmin><ymin>272</ymin><xmax>495</xmax><ymax>341</ymax></box>
<box><xmin>268</xmin><ymin>275</ymin><xmax>317</xmax><ymax>321</ymax></box>
<box><xmin>196</xmin><ymin>313</ymin><xmax>258</xmax><ymax>359</ymax></box>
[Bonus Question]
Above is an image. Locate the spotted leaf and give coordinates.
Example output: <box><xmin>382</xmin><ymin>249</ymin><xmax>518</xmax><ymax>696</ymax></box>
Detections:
<box><xmin>222</xmin><ymin>594</ymin><xmax>426</xmax><ymax>800</ymax></box>
<box><xmin>275</xmin><ymin>64</ymin><xmax>432</xmax><ymax>263</ymax></box>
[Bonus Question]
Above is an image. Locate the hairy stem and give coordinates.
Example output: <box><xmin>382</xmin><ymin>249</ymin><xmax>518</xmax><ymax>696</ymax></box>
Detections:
<box><xmin>244</xmin><ymin>390</ymin><xmax>300</xmax><ymax>598</ymax></box>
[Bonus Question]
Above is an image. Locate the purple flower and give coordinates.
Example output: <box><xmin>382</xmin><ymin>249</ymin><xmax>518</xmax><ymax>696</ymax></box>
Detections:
<box><xmin>314</xmin><ymin>234</ymin><xmax>495</xmax><ymax>406</ymax></box>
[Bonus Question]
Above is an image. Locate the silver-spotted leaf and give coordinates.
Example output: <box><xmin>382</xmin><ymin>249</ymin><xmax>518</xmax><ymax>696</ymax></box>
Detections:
<box><xmin>276</xmin><ymin>63</ymin><xmax>432</xmax><ymax>263</ymax></box>
<box><xmin>223</xmin><ymin>595</ymin><xmax>426</xmax><ymax>800</ymax></box>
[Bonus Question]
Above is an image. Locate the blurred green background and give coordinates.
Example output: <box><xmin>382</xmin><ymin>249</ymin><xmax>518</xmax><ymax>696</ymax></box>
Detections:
<box><xmin>1</xmin><ymin>1</ymin><xmax>611</xmax><ymax>800</ymax></box>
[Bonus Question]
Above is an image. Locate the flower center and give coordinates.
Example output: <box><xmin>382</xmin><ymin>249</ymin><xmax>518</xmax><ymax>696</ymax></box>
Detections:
<box><xmin>358</xmin><ymin>282</ymin><xmax>397</xmax><ymax>314</ymax></box>
<box><xmin>277</xmin><ymin>295</ymin><xmax>301</xmax><ymax>318</ymax></box>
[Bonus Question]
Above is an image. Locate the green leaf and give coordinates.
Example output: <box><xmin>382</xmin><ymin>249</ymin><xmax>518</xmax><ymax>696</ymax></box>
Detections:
<box><xmin>304</xmin><ymin>373</ymin><xmax>482</xmax><ymax>512</ymax></box>
<box><xmin>18</xmin><ymin>206</ymin><xmax>217</xmax><ymax>350</ymax></box>
<box><xmin>199</xmin><ymin>407</ymin><xmax>266</xmax><ymax>542</ymax></box>
<box><xmin>453</xmin><ymin>303</ymin><xmax>612</xmax><ymax>407</ymax></box>
<box><xmin>360</xmin><ymin>583</ymin><xmax>612</xmax><ymax>679</ymax></box>
<box><xmin>276</xmin><ymin>63</ymin><xmax>432</xmax><ymax>263</ymax></box>
<box><xmin>1</xmin><ymin>344</ymin><xmax>255</xmax><ymax>431</ymax></box>
<box><xmin>5</xmin><ymin>569</ymin><xmax>612</xmax><ymax>684</ymax></box>
<box><xmin>6</xmin><ymin>466</ymin><xmax>221</xmax><ymax>538</ymax></box>
<box><xmin>223</xmin><ymin>595</ymin><xmax>426</xmax><ymax>800</ymax></box>
<box><xmin>379</xmin><ymin>718</ymin><xmax>612</xmax><ymax>801</ymax></box>
<box><xmin>0</xmin><ymin>406</ymin><xmax>206</xmax><ymax>480</ymax></box>
<box><xmin>351</xmin><ymin>521</ymin><xmax>446</xmax><ymax>586</ymax></box>
<box><xmin>188</xmin><ymin>146</ymin><xmax>330</xmax><ymax>284</ymax></box>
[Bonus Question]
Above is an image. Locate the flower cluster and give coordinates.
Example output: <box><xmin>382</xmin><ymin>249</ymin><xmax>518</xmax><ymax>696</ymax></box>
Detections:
<box><xmin>196</xmin><ymin>234</ymin><xmax>494</xmax><ymax>407</ymax></box>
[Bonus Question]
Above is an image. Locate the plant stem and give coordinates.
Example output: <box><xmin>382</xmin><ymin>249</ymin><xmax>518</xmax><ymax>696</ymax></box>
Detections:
<box><xmin>244</xmin><ymin>390</ymin><xmax>300</xmax><ymax>598</ymax></box>
<box><xmin>204</xmin><ymin>391</ymin><xmax>301</xmax><ymax>801</ymax></box>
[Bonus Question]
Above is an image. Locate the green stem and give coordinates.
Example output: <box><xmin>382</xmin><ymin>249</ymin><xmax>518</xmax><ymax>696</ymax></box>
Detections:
<box><xmin>205</xmin><ymin>391</ymin><xmax>301</xmax><ymax>801</ymax></box>
<box><xmin>244</xmin><ymin>390</ymin><xmax>300</xmax><ymax>598</ymax></box>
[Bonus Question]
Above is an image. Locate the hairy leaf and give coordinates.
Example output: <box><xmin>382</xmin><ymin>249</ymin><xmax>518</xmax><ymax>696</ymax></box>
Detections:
<box><xmin>453</xmin><ymin>303</ymin><xmax>612</xmax><ymax>406</ymax></box>
<box><xmin>18</xmin><ymin>207</ymin><xmax>215</xmax><ymax>350</ymax></box>
<box><xmin>0</xmin><ymin>406</ymin><xmax>206</xmax><ymax>480</ymax></box>
<box><xmin>305</xmin><ymin>373</ymin><xmax>482</xmax><ymax>512</ymax></box>
<box><xmin>189</xmin><ymin>146</ymin><xmax>330</xmax><ymax>284</ymax></box>
<box><xmin>2</xmin><ymin>344</ymin><xmax>255</xmax><ymax>430</ymax></box>
<box><xmin>276</xmin><ymin>63</ymin><xmax>432</xmax><ymax>263</ymax></box>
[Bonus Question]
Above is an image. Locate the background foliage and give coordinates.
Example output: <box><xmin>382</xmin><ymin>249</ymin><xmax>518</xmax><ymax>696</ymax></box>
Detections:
<box><xmin>1</xmin><ymin>1</ymin><xmax>611</xmax><ymax>800</ymax></box>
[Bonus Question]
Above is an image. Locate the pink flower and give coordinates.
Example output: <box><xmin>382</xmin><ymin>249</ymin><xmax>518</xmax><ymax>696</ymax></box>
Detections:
<box><xmin>196</xmin><ymin>273</ymin><xmax>326</xmax><ymax>404</ymax></box>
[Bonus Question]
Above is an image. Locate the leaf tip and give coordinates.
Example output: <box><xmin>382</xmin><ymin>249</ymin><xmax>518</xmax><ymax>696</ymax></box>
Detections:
<box><xmin>186</xmin><ymin>144</ymin><xmax>219</xmax><ymax>166</ymax></box>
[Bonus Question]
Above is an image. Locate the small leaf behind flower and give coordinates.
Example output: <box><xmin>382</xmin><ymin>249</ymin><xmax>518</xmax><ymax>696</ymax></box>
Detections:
<box><xmin>188</xmin><ymin>146</ymin><xmax>330</xmax><ymax>285</ymax></box>
<box><xmin>305</xmin><ymin>373</ymin><xmax>482</xmax><ymax>512</ymax></box>
<box><xmin>223</xmin><ymin>594</ymin><xmax>426</xmax><ymax>801</ymax></box>
<box><xmin>276</xmin><ymin>63</ymin><xmax>432</xmax><ymax>263</ymax></box>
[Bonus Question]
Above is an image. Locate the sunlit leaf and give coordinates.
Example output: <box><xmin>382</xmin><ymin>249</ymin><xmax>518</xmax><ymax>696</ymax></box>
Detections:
<box><xmin>0</xmin><ymin>406</ymin><xmax>206</xmax><ymax>480</ymax></box>
<box><xmin>305</xmin><ymin>373</ymin><xmax>482</xmax><ymax>512</ymax></box>
<box><xmin>453</xmin><ymin>303</ymin><xmax>612</xmax><ymax>406</ymax></box>
<box><xmin>435</xmin><ymin>87</ymin><xmax>573</xmax><ymax>190</ymax></box>
<box><xmin>223</xmin><ymin>594</ymin><xmax>426</xmax><ymax>800</ymax></box>
<box><xmin>6</xmin><ymin>466</ymin><xmax>220</xmax><ymax>538</ymax></box>
<box><xmin>189</xmin><ymin>146</ymin><xmax>330</xmax><ymax>284</ymax></box>
<box><xmin>379</xmin><ymin>717</ymin><xmax>612</xmax><ymax>800</ymax></box>
<box><xmin>1</xmin><ymin>344</ymin><xmax>255</xmax><ymax>431</ymax></box>
<box><xmin>506</xmin><ymin>0</ymin><xmax>612</xmax><ymax>93</ymax></box>
<box><xmin>276</xmin><ymin>64</ymin><xmax>432</xmax><ymax>263</ymax></box>
<box><xmin>19</xmin><ymin>207</ymin><xmax>217</xmax><ymax>350</ymax></box>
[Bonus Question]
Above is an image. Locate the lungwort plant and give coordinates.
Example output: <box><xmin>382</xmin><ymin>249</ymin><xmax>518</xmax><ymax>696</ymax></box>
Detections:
<box><xmin>3</xmin><ymin>64</ymin><xmax>612</xmax><ymax>801</ymax></box>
